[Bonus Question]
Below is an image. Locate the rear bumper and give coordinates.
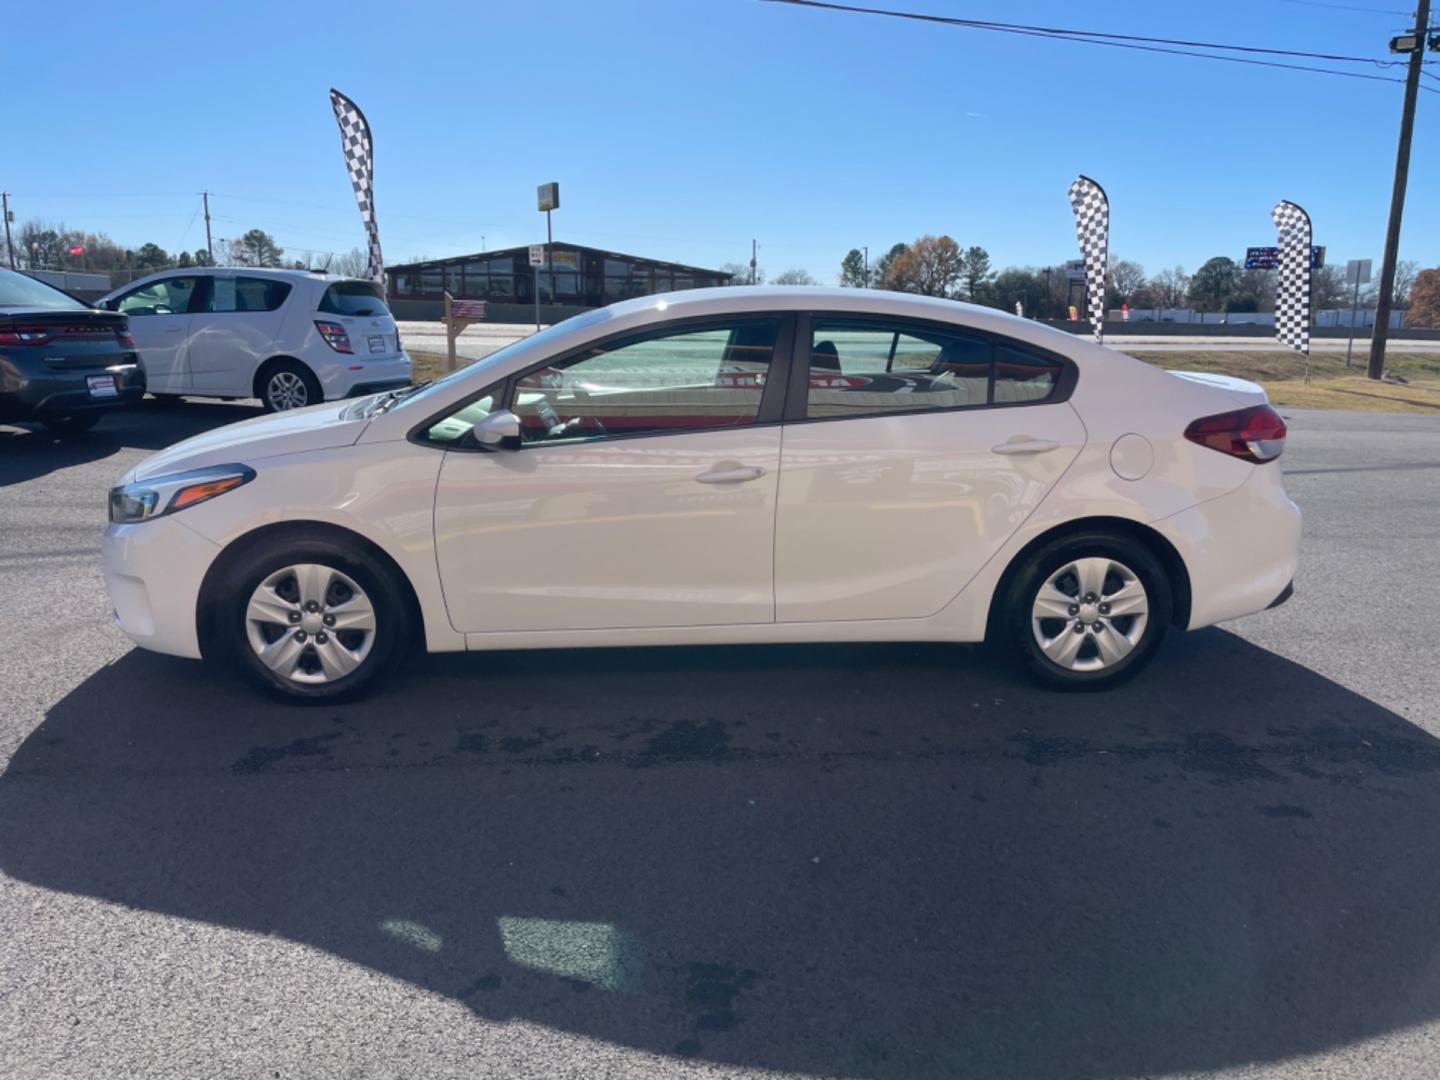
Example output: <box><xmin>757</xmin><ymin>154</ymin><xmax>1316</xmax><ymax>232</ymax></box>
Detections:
<box><xmin>1153</xmin><ymin>463</ymin><xmax>1302</xmax><ymax>631</ymax></box>
<box><xmin>0</xmin><ymin>362</ymin><xmax>146</xmax><ymax>420</ymax></box>
<box><xmin>319</xmin><ymin>352</ymin><xmax>412</xmax><ymax>401</ymax></box>
<box><xmin>102</xmin><ymin>515</ymin><xmax>218</xmax><ymax>659</ymax></box>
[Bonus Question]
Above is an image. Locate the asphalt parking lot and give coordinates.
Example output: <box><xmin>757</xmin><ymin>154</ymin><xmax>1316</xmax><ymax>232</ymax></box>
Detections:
<box><xmin>2</xmin><ymin>402</ymin><xmax>1438</xmax><ymax>1079</ymax></box>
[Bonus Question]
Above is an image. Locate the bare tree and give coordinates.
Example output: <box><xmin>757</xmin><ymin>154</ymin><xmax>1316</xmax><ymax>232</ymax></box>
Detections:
<box><xmin>772</xmin><ymin>268</ymin><xmax>818</xmax><ymax>285</ymax></box>
<box><xmin>332</xmin><ymin>247</ymin><xmax>369</xmax><ymax>277</ymax></box>
<box><xmin>719</xmin><ymin>261</ymin><xmax>763</xmax><ymax>286</ymax></box>
<box><xmin>1393</xmin><ymin>259</ymin><xmax>1419</xmax><ymax>308</ymax></box>
<box><xmin>1150</xmin><ymin>265</ymin><xmax>1190</xmax><ymax>308</ymax></box>
<box><xmin>1105</xmin><ymin>258</ymin><xmax>1146</xmax><ymax>307</ymax></box>
<box><xmin>1311</xmin><ymin>265</ymin><xmax>1348</xmax><ymax>311</ymax></box>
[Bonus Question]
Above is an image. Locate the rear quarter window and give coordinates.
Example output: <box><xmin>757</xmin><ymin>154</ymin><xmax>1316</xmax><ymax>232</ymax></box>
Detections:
<box><xmin>318</xmin><ymin>282</ymin><xmax>391</xmax><ymax>317</ymax></box>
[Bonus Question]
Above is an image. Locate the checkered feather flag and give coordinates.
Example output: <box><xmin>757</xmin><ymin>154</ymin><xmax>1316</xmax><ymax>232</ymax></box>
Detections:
<box><xmin>329</xmin><ymin>88</ymin><xmax>384</xmax><ymax>294</ymax></box>
<box><xmin>1271</xmin><ymin>200</ymin><xmax>1312</xmax><ymax>366</ymax></box>
<box><xmin>1067</xmin><ymin>175</ymin><xmax>1109</xmax><ymax>344</ymax></box>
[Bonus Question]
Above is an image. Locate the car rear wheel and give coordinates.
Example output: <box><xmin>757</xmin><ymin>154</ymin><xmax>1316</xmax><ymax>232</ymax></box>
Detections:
<box><xmin>216</xmin><ymin>533</ymin><xmax>411</xmax><ymax>700</ymax></box>
<box><xmin>1005</xmin><ymin>532</ymin><xmax>1171</xmax><ymax>691</ymax></box>
<box><xmin>40</xmin><ymin>412</ymin><xmax>101</xmax><ymax>436</ymax></box>
<box><xmin>259</xmin><ymin>361</ymin><xmax>322</xmax><ymax>413</ymax></box>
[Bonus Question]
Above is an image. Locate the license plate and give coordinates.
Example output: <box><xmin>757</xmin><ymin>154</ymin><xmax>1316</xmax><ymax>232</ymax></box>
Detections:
<box><xmin>86</xmin><ymin>375</ymin><xmax>118</xmax><ymax>398</ymax></box>
<box><xmin>368</xmin><ymin>334</ymin><xmax>386</xmax><ymax>354</ymax></box>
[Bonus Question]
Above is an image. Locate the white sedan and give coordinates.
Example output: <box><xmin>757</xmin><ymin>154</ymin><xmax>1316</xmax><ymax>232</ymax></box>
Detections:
<box><xmin>101</xmin><ymin>287</ymin><xmax>1300</xmax><ymax>700</ymax></box>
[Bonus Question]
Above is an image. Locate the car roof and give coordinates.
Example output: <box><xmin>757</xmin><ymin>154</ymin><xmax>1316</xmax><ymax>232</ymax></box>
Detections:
<box><xmin>596</xmin><ymin>286</ymin><xmax>1093</xmax><ymax>354</ymax></box>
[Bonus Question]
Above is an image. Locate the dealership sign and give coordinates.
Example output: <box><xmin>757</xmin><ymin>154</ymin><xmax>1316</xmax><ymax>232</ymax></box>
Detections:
<box><xmin>1245</xmin><ymin>245</ymin><xmax>1325</xmax><ymax>270</ymax></box>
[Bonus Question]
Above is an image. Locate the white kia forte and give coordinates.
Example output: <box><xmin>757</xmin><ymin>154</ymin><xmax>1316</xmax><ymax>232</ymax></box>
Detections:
<box><xmin>102</xmin><ymin>287</ymin><xmax>1300</xmax><ymax>700</ymax></box>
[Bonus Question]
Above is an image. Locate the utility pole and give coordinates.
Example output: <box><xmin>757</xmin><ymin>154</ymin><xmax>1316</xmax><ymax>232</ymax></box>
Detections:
<box><xmin>1</xmin><ymin>192</ymin><xmax>15</xmax><ymax>269</ymax></box>
<box><xmin>750</xmin><ymin>238</ymin><xmax>757</xmax><ymax>285</ymax></box>
<box><xmin>863</xmin><ymin>245</ymin><xmax>869</xmax><ymax>287</ymax></box>
<box><xmin>202</xmin><ymin>191</ymin><xmax>213</xmax><ymax>264</ymax></box>
<box><xmin>1367</xmin><ymin>0</ymin><xmax>1430</xmax><ymax>380</ymax></box>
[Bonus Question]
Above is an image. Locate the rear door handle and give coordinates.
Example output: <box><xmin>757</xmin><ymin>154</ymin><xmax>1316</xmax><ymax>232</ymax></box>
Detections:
<box><xmin>991</xmin><ymin>438</ymin><xmax>1060</xmax><ymax>456</ymax></box>
<box><xmin>695</xmin><ymin>465</ymin><xmax>767</xmax><ymax>484</ymax></box>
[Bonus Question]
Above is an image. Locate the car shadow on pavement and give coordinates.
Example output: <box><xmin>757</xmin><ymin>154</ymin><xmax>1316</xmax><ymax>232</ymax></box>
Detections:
<box><xmin>3</xmin><ymin>629</ymin><xmax>1439</xmax><ymax>1079</ymax></box>
<box><xmin>0</xmin><ymin>402</ymin><xmax>263</xmax><ymax>487</ymax></box>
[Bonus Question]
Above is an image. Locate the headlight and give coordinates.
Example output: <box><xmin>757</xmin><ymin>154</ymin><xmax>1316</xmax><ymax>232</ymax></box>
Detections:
<box><xmin>108</xmin><ymin>464</ymin><xmax>256</xmax><ymax>524</ymax></box>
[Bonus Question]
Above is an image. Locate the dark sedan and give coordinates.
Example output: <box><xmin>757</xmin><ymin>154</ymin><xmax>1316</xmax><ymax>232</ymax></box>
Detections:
<box><xmin>0</xmin><ymin>268</ymin><xmax>145</xmax><ymax>435</ymax></box>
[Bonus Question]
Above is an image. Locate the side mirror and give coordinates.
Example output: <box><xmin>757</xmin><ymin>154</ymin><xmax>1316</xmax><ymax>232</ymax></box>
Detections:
<box><xmin>474</xmin><ymin>409</ymin><xmax>522</xmax><ymax>451</ymax></box>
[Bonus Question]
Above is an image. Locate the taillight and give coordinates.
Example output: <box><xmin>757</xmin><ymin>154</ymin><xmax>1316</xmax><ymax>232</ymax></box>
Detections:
<box><xmin>1184</xmin><ymin>404</ymin><xmax>1287</xmax><ymax>463</ymax></box>
<box><xmin>117</xmin><ymin>321</ymin><xmax>135</xmax><ymax>349</ymax></box>
<box><xmin>315</xmin><ymin>320</ymin><xmax>353</xmax><ymax>353</ymax></box>
<box><xmin>0</xmin><ymin>329</ymin><xmax>53</xmax><ymax>346</ymax></box>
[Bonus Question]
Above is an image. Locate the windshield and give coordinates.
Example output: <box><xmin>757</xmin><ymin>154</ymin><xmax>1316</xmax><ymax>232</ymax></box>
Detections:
<box><xmin>317</xmin><ymin>280</ymin><xmax>391</xmax><ymax>317</ymax></box>
<box><xmin>388</xmin><ymin>308</ymin><xmax>613</xmax><ymax>414</ymax></box>
<box><xmin>0</xmin><ymin>269</ymin><xmax>88</xmax><ymax>311</ymax></box>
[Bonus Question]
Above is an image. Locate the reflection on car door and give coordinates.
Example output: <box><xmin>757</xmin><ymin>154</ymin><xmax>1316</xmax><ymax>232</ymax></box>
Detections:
<box><xmin>186</xmin><ymin>275</ymin><xmax>293</xmax><ymax>396</ymax></box>
<box><xmin>113</xmin><ymin>276</ymin><xmax>201</xmax><ymax>394</ymax></box>
<box><xmin>431</xmin><ymin>317</ymin><xmax>789</xmax><ymax>634</ymax></box>
<box><xmin>774</xmin><ymin>317</ymin><xmax>1085</xmax><ymax>622</ymax></box>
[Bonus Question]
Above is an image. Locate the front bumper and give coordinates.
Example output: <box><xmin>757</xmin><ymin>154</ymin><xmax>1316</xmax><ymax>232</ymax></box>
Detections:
<box><xmin>0</xmin><ymin>362</ymin><xmax>145</xmax><ymax>420</ymax></box>
<box><xmin>103</xmin><ymin>515</ymin><xmax>220</xmax><ymax>659</ymax></box>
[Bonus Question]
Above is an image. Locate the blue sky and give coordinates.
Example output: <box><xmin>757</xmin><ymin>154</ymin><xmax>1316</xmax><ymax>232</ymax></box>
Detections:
<box><xmin>8</xmin><ymin>0</ymin><xmax>1437</xmax><ymax>282</ymax></box>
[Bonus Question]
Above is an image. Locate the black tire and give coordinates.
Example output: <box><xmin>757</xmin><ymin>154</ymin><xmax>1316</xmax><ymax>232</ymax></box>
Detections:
<box><xmin>257</xmin><ymin>360</ymin><xmax>323</xmax><ymax>413</ymax></box>
<box><xmin>213</xmin><ymin>532</ymin><xmax>412</xmax><ymax>701</ymax></box>
<box><xmin>1004</xmin><ymin>531</ymin><xmax>1172</xmax><ymax>691</ymax></box>
<box><xmin>41</xmin><ymin>412</ymin><xmax>102</xmax><ymax>435</ymax></box>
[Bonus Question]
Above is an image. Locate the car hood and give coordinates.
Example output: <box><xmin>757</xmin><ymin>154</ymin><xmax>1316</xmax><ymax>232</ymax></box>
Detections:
<box><xmin>132</xmin><ymin>403</ymin><xmax>369</xmax><ymax>481</ymax></box>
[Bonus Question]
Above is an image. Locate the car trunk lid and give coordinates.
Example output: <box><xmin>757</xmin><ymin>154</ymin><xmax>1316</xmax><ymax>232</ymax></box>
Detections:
<box><xmin>0</xmin><ymin>309</ymin><xmax>135</xmax><ymax>370</ymax></box>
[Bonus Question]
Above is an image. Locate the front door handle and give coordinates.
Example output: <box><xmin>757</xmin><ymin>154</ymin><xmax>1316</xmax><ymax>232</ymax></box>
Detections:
<box><xmin>695</xmin><ymin>465</ymin><xmax>767</xmax><ymax>484</ymax></box>
<box><xmin>991</xmin><ymin>438</ymin><xmax>1060</xmax><ymax>456</ymax></box>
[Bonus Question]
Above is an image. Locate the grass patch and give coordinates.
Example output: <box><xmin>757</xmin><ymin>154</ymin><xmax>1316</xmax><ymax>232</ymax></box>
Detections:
<box><xmin>411</xmin><ymin>351</ymin><xmax>480</xmax><ymax>384</ymax></box>
<box><xmin>1127</xmin><ymin>350</ymin><xmax>1440</xmax><ymax>414</ymax></box>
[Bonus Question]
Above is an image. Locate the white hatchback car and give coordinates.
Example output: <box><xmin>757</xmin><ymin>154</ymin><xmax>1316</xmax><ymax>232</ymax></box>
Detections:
<box><xmin>102</xmin><ymin>287</ymin><xmax>1300</xmax><ymax>700</ymax></box>
<box><xmin>96</xmin><ymin>269</ymin><xmax>411</xmax><ymax>412</ymax></box>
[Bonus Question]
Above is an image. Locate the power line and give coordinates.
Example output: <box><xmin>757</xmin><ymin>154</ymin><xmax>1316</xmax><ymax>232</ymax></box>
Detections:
<box><xmin>765</xmin><ymin>0</ymin><xmax>1403</xmax><ymax>63</ymax></box>
<box><xmin>762</xmin><ymin>0</ymin><xmax>1419</xmax><ymax>86</ymax></box>
<box><xmin>1275</xmin><ymin>0</ymin><xmax>1415</xmax><ymax>14</ymax></box>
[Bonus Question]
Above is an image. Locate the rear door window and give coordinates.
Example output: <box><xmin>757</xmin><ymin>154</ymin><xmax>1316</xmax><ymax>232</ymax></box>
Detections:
<box><xmin>803</xmin><ymin>317</ymin><xmax>1067</xmax><ymax>419</ymax></box>
<box><xmin>806</xmin><ymin>320</ymin><xmax>992</xmax><ymax>418</ymax></box>
<box><xmin>207</xmin><ymin>276</ymin><xmax>292</xmax><ymax>313</ymax></box>
<box><xmin>318</xmin><ymin>281</ymin><xmax>391</xmax><ymax>316</ymax></box>
<box><xmin>993</xmin><ymin>342</ymin><xmax>1062</xmax><ymax>402</ymax></box>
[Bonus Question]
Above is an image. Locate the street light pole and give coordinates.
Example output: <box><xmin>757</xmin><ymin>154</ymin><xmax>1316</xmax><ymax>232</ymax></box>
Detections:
<box><xmin>1367</xmin><ymin>0</ymin><xmax>1430</xmax><ymax>380</ymax></box>
<box><xmin>1</xmin><ymin>192</ymin><xmax>15</xmax><ymax>269</ymax></box>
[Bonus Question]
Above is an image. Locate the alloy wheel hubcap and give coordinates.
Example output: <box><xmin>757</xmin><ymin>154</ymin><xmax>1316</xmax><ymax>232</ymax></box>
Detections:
<box><xmin>267</xmin><ymin>371</ymin><xmax>308</xmax><ymax>410</ymax></box>
<box><xmin>1031</xmin><ymin>557</ymin><xmax>1149</xmax><ymax>672</ymax></box>
<box><xmin>244</xmin><ymin>564</ymin><xmax>376</xmax><ymax>684</ymax></box>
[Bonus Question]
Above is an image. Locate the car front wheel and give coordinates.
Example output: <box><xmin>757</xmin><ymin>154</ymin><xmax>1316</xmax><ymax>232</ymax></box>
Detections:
<box><xmin>216</xmin><ymin>533</ymin><xmax>411</xmax><ymax>700</ymax></box>
<box><xmin>1006</xmin><ymin>532</ymin><xmax>1171</xmax><ymax>691</ymax></box>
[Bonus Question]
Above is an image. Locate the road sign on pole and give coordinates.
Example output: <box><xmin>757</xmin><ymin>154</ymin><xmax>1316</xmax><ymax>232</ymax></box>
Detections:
<box><xmin>1344</xmin><ymin>259</ymin><xmax>1373</xmax><ymax>368</ymax></box>
<box><xmin>529</xmin><ymin>246</ymin><xmax>545</xmax><ymax>331</ymax></box>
